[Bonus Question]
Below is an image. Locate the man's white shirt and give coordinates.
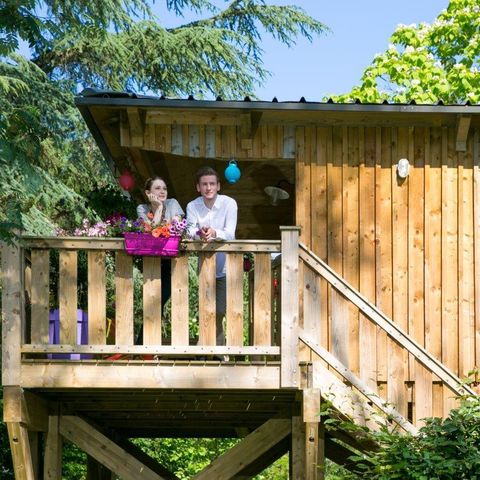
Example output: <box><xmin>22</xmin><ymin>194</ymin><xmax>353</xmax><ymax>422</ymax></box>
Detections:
<box><xmin>186</xmin><ymin>194</ymin><xmax>238</xmax><ymax>277</ymax></box>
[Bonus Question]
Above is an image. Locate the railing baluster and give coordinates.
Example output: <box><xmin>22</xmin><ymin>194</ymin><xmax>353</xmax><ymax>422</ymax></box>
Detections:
<box><xmin>226</xmin><ymin>253</ymin><xmax>243</xmax><ymax>346</ymax></box>
<box><xmin>198</xmin><ymin>252</ymin><xmax>216</xmax><ymax>345</ymax></box>
<box><xmin>171</xmin><ymin>255</ymin><xmax>189</xmax><ymax>345</ymax></box>
<box><xmin>271</xmin><ymin>260</ymin><xmax>281</xmax><ymax>347</ymax></box>
<box><xmin>253</xmin><ymin>253</ymin><xmax>271</xmax><ymax>346</ymax></box>
<box><xmin>303</xmin><ymin>265</ymin><xmax>321</xmax><ymax>348</ymax></box>
<box><xmin>1</xmin><ymin>241</ymin><xmax>23</xmax><ymax>385</ymax></box>
<box><xmin>31</xmin><ymin>250</ymin><xmax>50</xmax><ymax>344</ymax></box>
<box><xmin>59</xmin><ymin>251</ymin><xmax>77</xmax><ymax>345</ymax></box>
<box><xmin>143</xmin><ymin>257</ymin><xmax>162</xmax><ymax>344</ymax></box>
<box><xmin>280</xmin><ymin>226</ymin><xmax>300</xmax><ymax>388</ymax></box>
<box><xmin>115</xmin><ymin>252</ymin><xmax>133</xmax><ymax>345</ymax></box>
<box><xmin>88</xmin><ymin>251</ymin><xmax>106</xmax><ymax>344</ymax></box>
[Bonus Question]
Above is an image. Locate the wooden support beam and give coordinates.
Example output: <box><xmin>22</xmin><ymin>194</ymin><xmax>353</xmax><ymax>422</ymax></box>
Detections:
<box><xmin>6</xmin><ymin>422</ymin><xmax>35</xmax><ymax>480</ymax></box>
<box><xmin>1</xmin><ymin>240</ymin><xmax>24</xmax><ymax>386</ymax></box>
<box><xmin>145</xmin><ymin>110</ymin><xmax>243</xmax><ymax>126</ymax></box>
<box><xmin>20</xmin><ymin>363</ymin><xmax>281</xmax><ymax>389</ymax></box>
<box><xmin>233</xmin><ymin>437</ymin><xmax>289</xmax><ymax>479</ymax></box>
<box><xmin>305</xmin><ymin>422</ymin><xmax>320</xmax><ymax>479</ymax></box>
<box><xmin>59</xmin><ymin>415</ymin><xmax>165</xmax><ymax>480</ymax></box>
<box><xmin>240</xmin><ymin>111</ymin><xmax>263</xmax><ymax>151</ymax></box>
<box><xmin>44</xmin><ymin>412</ymin><xmax>62</xmax><ymax>480</ymax></box>
<box><xmin>302</xmin><ymin>386</ymin><xmax>322</xmax><ymax>479</ymax></box>
<box><xmin>318</xmin><ymin>422</ymin><xmax>326</xmax><ymax>480</ymax></box>
<box><xmin>303</xmin><ymin>388</ymin><xmax>321</xmax><ymax>423</ymax></box>
<box><xmin>127</xmin><ymin>107</ymin><xmax>144</xmax><ymax>147</ymax></box>
<box><xmin>192</xmin><ymin>418</ymin><xmax>291</xmax><ymax>479</ymax></box>
<box><xmin>456</xmin><ymin>115</ymin><xmax>471</xmax><ymax>151</ymax></box>
<box><xmin>127</xmin><ymin>147</ymin><xmax>155</xmax><ymax>181</ymax></box>
<box><xmin>291</xmin><ymin>416</ymin><xmax>306</xmax><ymax>479</ymax></box>
<box><xmin>29</xmin><ymin>431</ymin><xmax>41</xmax><ymax>480</ymax></box>
<box><xmin>240</xmin><ymin>113</ymin><xmax>253</xmax><ymax>150</ymax></box>
<box><xmin>3</xmin><ymin>386</ymin><xmax>48</xmax><ymax>432</ymax></box>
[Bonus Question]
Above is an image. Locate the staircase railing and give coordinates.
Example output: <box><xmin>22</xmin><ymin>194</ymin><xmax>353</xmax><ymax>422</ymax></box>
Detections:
<box><xmin>298</xmin><ymin>243</ymin><xmax>475</xmax><ymax>398</ymax></box>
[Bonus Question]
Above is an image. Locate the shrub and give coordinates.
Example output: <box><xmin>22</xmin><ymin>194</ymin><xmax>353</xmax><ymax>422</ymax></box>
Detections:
<box><xmin>351</xmin><ymin>394</ymin><xmax>480</xmax><ymax>480</ymax></box>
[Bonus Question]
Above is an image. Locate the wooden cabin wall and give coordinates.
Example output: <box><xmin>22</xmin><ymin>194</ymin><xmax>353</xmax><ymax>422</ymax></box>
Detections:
<box><xmin>295</xmin><ymin>125</ymin><xmax>479</xmax><ymax>416</ymax></box>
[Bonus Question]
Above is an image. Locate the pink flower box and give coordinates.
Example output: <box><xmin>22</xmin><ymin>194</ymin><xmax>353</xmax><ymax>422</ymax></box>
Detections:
<box><xmin>123</xmin><ymin>232</ymin><xmax>181</xmax><ymax>256</ymax></box>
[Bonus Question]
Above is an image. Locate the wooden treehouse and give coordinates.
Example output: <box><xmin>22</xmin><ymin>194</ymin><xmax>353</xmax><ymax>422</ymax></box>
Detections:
<box><xmin>2</xmin><ymin>92</ymin><xmax>480</xmax><ymax>479</ymax></box>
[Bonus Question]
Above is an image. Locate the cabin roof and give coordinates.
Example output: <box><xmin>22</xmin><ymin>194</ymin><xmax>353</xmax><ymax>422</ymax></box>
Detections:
<box><xmin>76</xmin><ymin>87</ymin><xmax>480</xmax><ymax>114</ymax></box>
<box><xmin>76</xmin><ymin>89</ymin><xmax>480</xmax><ymax>239</ymax></box>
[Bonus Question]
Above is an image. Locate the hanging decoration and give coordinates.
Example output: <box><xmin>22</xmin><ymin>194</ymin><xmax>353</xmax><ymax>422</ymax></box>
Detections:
<box><xmin>224</xmin><ymin>159</ymin><xmax>241</xmax><ymax>184</ymax></box>
<box><xmin>119</xmin><ymin>170</ymin><xmax>135</xmax><ymax>191</ymax></box>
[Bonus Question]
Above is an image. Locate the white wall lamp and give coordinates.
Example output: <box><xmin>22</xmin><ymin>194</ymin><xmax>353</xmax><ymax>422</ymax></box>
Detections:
<box><xmin>397</xmin><ymin>158</ymin><xmax>410</xmax><ymax>179</ymax></box>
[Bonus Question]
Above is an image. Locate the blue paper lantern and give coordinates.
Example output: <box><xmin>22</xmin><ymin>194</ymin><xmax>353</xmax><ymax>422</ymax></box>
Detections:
<box><xmin>224</xmin><ymin>159</ymin><xmax>241</xmax><ymax>184</ymax></box>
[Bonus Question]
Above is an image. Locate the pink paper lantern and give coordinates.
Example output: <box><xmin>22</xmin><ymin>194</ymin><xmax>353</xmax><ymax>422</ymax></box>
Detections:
<box><xmin>119</xmin><ymin>171</ymin><xmax>135</xmax><ymax>191</ymax></box>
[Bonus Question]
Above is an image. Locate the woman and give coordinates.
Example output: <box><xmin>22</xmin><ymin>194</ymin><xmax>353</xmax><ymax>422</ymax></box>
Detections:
<box><xmin>137</xmin><ymin>176</ymin><xmax>184</xmax><ymax>225</ymax></box>
<box><xmin>136</xmin><ymin>177</ymin><xmax>184</xmax><ymax>345</ymax></box>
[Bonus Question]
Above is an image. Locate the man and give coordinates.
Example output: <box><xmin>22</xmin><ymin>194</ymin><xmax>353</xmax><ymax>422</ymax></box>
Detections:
<box><xmin>187</xmin><ymin>166</ymin><xmax>238</xmax><ymax>346</ymax></box>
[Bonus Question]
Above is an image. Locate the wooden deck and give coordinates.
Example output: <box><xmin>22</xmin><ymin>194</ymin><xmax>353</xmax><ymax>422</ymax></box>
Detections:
<box><xmin>1</xmin><ymin>228</ymin><xmax>476</xmax><ymax>479</ymax></box>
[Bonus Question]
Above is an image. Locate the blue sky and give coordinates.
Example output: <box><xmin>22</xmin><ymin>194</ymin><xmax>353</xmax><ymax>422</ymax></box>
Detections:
<box><xmin>153</xmin><ymin>0</ymin><xmax>449</xmax><ymax>100</ymax></box>
<box><xmin>252</xmin><ymin>1</ymin><xmax>449</xmax><ymax>101</ymax></box>
<box><xmin>18</xmin><ymin>0</ymin><xmax>449</xmax><ymax>100</ymax></box>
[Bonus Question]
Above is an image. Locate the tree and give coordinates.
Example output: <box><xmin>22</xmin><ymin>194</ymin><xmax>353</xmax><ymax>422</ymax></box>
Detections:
<box><xmin>333</xmin><ymin>0</ymin><xmax>480</xmax><ymax>104</ymax></box>
<box><xmin>0</xmin><ymin>1</ymin><xmax>328</xmax><ymax>476</ymax></box>
<box><xmin>0</xmin><ymin>1</ymin><xmax>328</xmax><ymax>241</ymax></box>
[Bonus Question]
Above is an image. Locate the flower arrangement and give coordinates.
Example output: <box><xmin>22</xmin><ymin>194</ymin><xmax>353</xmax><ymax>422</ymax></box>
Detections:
<box><xmin>141</xmin><ymin>213</ymin><xmax>188</xmax><ymax>239</ymax></box>
<box><xmin>55</xmin><ymin>214</ymin><xmax>189</xmax><ymax>257</ymax></box>
<box><xmin>57</xmin><ymin>214</ymin><xmax>188</xmax><ymax>238</ymax></box>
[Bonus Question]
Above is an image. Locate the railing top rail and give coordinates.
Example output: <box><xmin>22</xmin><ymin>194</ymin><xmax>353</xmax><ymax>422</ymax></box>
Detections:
<box><xmin>298</xmin><ymin>243</ymin><xmax>476</xmax><ymax>398</ymax></box>
<box><xmin>19</xmin><ymin>236</ymin><xmax>281</xmax><ymax>253</ymax></box>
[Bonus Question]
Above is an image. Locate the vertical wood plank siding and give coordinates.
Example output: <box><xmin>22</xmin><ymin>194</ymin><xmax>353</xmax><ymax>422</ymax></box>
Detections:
<box><xmin>295</xmin><ymin>125</ymin><xmax>479</xmax><ymax>399</ymax></box>
<box><xmin>135</xmin><ymin>123</ymin><xmax>296</xmax><ymax>158</ymax></box>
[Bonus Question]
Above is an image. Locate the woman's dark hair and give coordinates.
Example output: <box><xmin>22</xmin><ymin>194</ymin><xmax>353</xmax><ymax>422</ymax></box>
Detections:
<box><xmin>144</xmin><ymin>176</ymin><xmax>167</xmax><ymax>191</ymax></box>
<box><xmin>195</xmin><ymin>166</ymin><xmax>219</xmax><ymax>184</ymax></box>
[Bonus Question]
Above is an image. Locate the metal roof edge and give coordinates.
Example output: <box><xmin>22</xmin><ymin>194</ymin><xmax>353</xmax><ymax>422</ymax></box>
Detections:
<box><xmin>74</xmin><ymin>95</ymin><xmax>480</xmax><ymax>114</ymax></box>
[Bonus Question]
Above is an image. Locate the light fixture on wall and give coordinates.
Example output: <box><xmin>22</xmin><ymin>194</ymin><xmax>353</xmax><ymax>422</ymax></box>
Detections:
<box><xmin>397</xmin><ymin>158</ymin><xmax>410</xmax><ymax>179</ymax></box>
<box><xmin>264</xmin><ymin>180</ymin><xmax>291</xmax><ymax>206</ymax></box>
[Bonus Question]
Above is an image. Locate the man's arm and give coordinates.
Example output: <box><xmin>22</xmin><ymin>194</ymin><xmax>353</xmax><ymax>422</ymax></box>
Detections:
<box><xmin>186</xmin><ymin>202</ymin><xmax>201</xmax><ymax>239</ymax></box>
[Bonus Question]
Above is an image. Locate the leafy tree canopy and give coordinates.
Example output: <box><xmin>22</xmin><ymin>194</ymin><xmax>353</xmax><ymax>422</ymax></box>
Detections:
<box><xmin>0</xmin><ymin>0</ymin><xmax>328</xmax><ymax>241</ymax></box>
<box><xmin>333</xmin><ymin>0</ymin><xmax>480</xmax><ymax>104</ymax></box>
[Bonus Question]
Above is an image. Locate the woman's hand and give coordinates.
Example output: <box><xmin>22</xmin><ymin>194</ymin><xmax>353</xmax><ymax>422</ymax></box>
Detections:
<box><xmin>147</xmin><ymin>192</ymin><xmax>163</xmax><ymax>211</ymax></box>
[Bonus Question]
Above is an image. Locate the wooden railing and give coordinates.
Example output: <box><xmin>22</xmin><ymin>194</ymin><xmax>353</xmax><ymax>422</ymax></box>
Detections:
<box><xmin>2</xmin><ymin>237</ymin><xmax>284</xmax><ymax>364</ymax></box>
<box><xmin>296</xmin><ymin>243</ymin><xmax>476</xmax><ymax>426</ymax></box>
<box><xmin>1</xmin><ymin>228</ymin><xmax>475</xmax><ymax>424</ymax></box>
